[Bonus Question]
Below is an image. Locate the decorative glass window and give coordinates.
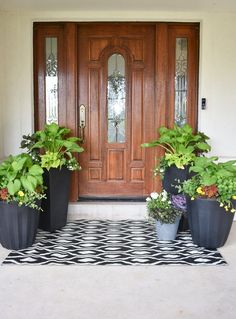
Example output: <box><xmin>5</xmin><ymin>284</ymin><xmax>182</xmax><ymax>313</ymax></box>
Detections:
<box><xmin>175</xmin><ymin>38</ymin><xmax>188</xmax><ymax>127</ymax></box>
<box><xmin>107</xmin><ymin>54</ymin><xmax>126</xmax><ymax>143</ymax></box>
<box><xmin>45</xmin><ymin>37</ymin><xmax>58</xmax><ymax>124</ymax></box>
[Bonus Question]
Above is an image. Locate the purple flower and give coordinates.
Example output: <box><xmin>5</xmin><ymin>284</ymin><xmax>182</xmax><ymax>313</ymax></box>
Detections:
<box><xmin>171</xmin><ymin>194</ymin><xmax>187</xmax><ymax>212</ymax></box>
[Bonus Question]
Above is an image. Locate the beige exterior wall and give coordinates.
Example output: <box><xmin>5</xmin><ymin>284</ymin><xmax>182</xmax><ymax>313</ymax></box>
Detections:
<box><xmin>0</xmin><ymin>10</ymin><xmax>236</xmax><ymax>161</ymax></box>
<box><xmin>0</xmin><ymin>14</ymin><xmax>4</xmax><ymax>160</ymax></box>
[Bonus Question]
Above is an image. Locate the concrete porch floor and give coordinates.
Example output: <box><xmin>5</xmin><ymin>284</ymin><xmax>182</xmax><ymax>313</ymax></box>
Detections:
<box><xmin>0</xmin><ymin>222</ymin><xmax>236</xmax><ymax>319</ymax></box>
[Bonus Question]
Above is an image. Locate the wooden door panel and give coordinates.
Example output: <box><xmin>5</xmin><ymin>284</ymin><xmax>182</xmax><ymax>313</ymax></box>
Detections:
<box><xmin>78</xmin><ymin>24</ymin><xmax>155</xmax><ymax>198</ymax></box>
<box><xmin>107</xmin><ymin>149</ymin><xmax>125</xmax><ymax>180</ymax></box>
<box><xmin>131</xmin><ymin>69</ymin><xmax>144</xmax><ymax>162</ymax></box>
<box><xmin>88</xmin><ymin>67</ymin><xmax>101</xmax><ymax>161</ymax></box>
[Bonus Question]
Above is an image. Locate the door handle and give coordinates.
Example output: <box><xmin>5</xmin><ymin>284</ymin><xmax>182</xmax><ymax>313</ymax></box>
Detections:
<box><xmin>79</xmin><ymin>104</ymin><xmax>86</xmax><ymax>142</ymax></box>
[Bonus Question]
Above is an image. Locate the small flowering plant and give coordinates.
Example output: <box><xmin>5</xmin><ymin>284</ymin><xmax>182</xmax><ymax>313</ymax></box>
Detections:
<box><xmin>0</xmin><ymin>153</ymin><xmax>45</xmax><ymax>210</ymax></box>
<box><xmin>179</xmin><ymin>156</ymin><xmax>236</xmax><ymax>212</ymax></box>
<box><xmin>146</xmin><ymin>190</ymin><xmax>182</xmax><ymax>224</ymax></box>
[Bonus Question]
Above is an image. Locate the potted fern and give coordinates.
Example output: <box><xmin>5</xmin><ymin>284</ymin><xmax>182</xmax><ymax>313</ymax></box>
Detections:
<box><xmin>0</xmin><ymin>153</ymin><xmax>45</xmax><ymax>250</ymax></box>
<box><xmin>21</xmin><ymin>123</ymin><xmax>84</xmax><ymax>232</ymax></box>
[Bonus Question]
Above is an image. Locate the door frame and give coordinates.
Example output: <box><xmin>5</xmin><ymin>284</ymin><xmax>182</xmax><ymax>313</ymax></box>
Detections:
<box><xmin>33</xmin><ymin>22</ymin><xmax>199</xmax><ymax>201</ymax></box>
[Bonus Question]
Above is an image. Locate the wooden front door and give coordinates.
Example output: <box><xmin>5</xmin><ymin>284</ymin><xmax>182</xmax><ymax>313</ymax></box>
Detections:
<box><xmin>78</xmin><ymin>24</ymin><xmax>155</xmax><ymax>198</ymax></box>
<box><xmin>33</xmin><ymin>22</ymin><xmax>199</xmax><ymax>201</ymax></box>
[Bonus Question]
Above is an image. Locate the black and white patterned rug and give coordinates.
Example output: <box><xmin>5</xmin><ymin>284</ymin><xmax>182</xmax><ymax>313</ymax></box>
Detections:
<box><xmin>2</xmin><ymin>220</ymin><xmax>226</xmax><ymax>265</ymax></box>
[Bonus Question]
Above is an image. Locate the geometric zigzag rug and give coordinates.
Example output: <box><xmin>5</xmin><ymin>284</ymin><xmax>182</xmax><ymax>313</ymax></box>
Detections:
<box><xmin>2</xmin><ymin>220</ymin><xmax>227</xmax><ymax>266</ymax></box>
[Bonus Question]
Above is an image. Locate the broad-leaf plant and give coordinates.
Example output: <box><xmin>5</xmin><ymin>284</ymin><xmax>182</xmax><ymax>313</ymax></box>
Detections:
<box><xmin>21</xmin><ymin>123</ymin><xmax>84</xmax><ymax>171</ymax></box>
<box><xmin>0</xmin><ymin>153</ymin><xmax>45</xmax><ymax>210</ymax></box>
<box><xmin>141</xmin><ymin>124</ymin><xmax>211</xmax><ymax>177</ymax></box>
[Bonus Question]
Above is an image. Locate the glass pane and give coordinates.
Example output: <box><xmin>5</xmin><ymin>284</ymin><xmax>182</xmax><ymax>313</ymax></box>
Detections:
<box><xmin>45</xmin><ymin>37</ymin><xmax>58</xmax><ymax>124</ymax></box>
<box><xmin>175</xmin><ymin>38</ymin><xmax>188</xmax><ymax>127</ymax></box>
<box><xmin>107</xmin><ymin>54</ymin><xmax>126</xmax><ymax>143</ymax></box>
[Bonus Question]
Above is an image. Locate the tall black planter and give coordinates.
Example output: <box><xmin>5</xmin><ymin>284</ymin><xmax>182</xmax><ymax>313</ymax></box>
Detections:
<box><xmin>186</xmin><ymin>197</ymin><xmax>235</xmax><ymax>249</ymax></box>
<box><xmin>0</xmin><ymin>201</ymin><xmax>39</xmax><ymax>250</ymax></box>
<box><xmin>162</xmin><ymin>165</ymin><xmax>190</xmax><ymax>195</ymax></box>
<box><xmin>40</xmin><ymin>167</ymin><xmax>71</xmax><ymax>232</ymax></box>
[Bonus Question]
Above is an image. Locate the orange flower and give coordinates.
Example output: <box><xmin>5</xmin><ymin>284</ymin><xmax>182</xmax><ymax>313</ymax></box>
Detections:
<box><xmin>0</xmin><ymin>188</ymin><xmax>8</xmax><ymax>200</ymax></box>
<box><xmin>203</xmin><ymin>185</ymin><xmax>218</xmax><ymax>198</ymax></box>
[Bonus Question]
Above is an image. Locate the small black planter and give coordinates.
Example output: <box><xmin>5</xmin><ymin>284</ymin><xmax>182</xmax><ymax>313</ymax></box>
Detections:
<box><xmin>178</xmin><ymin>213</ymin><xmax>189</xmax><ymax>232</ymax></box>
<box><xmin>40</xmin><ymin>167</ymin><xmax>71</xmax><ymax>232</ymax></box>
<box><xmin>186</xmin><ymin>197</ymin><xmax>235</xmax><ymax>249</ymax></box>
<box><xmin>171</xmin><ymin>194</ymin><xmax>189</xmax><ymax>231</ymax></box>
<box><xmin>163</xmin><ymin>165</ymin><xmax>191</xmax><ymax>195</ymax></box>
<box><xmin>0</xmin><ymin>201</ymin><xmax>39</xmax><ymax>250</ymax></box>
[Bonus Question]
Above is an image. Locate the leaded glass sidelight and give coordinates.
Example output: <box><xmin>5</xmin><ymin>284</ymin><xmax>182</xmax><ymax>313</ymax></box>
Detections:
<box><xmin>107</xmin><ymin>54</ymin><xmax>126</xmax><ymax>143</ymax></box>
<box><xmin>175</xmin><ymin>38</ymin><xmax>188</xmax><ymax>127</ymax></box>
<box><xmin>45</xmin><ymin>37</ymin><xmax>58</xmax><ymax>124</ymax></box>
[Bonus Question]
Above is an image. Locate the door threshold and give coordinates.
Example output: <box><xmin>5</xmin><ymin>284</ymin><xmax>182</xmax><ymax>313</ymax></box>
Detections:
<box><xmin>78</xmin><ymin>197</ymin><xmax>146</xmax><ymax>202</ymax></box>
<box><xmin>68</xmin><ymin>201</ymin><xmax>147</xmax><ymax>220</ymax></box>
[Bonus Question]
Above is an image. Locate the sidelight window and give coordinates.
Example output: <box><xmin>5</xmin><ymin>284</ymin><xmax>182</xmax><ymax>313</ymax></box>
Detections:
<box><xmin>45</xmin><ymin>37</ymin><xmax>58</xmax><ymax>124</ymax></box>
<box><xmin>175</xmin><ymin>38</ymin><xmax>188</xmax><ymax>127</ymax></box>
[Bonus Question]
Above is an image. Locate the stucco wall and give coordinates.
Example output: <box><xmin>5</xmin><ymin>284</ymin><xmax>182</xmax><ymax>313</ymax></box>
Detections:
<box><xmin>0</xmin><ymin>14</ymin><xmax>4</xmax><ymax>160</ymax></box>
<box><xmin>0</xmin><ymin>10</ymin><xmax>236</xmax><ymax>161</ymax></box>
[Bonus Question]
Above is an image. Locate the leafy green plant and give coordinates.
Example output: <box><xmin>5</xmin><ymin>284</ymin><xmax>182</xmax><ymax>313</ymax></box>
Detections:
<box><xmin>142</xmin><ymin>124</ymin><xmax>211</xmax><ymax>177</ymax></box>
<box><xmin>179</xmin><ymin>156</ymin><xmax>236</xmax><ymax>211</ymax></box>
<box><xmin>146</xmin><ymin>190</ymin><xmax>182</xmax><ymax>224</ymax></box>
<box><xmin>0</xmin><ymin>153</ymin><xmax>45</xmax><ymax>210</ymax></box>
<box><xmin>22</xmin><ymin>123</ymin><xmax>84</xmax><ymax>171</ymax></box>
<box><xmin>21</xmin><ymin>133</ymin><xmax>41</xmax><ymax>163</ymax></box>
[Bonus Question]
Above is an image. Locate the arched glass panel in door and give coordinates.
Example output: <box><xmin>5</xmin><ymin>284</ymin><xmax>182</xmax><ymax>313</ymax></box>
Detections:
<box><xmin>107</xmin><ymin>54</ymin><xmax>126</xmax><ymax>143</ymax></box>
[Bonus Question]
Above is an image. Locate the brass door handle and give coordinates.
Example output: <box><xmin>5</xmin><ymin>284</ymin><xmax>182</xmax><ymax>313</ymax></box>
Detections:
<box><xmin>79</xmin><ymin>104</ymin><xmax>86</xmax><ymax>142</ymax></box>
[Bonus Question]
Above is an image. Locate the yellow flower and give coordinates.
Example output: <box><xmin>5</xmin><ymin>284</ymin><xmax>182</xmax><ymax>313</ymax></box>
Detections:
<box><xmin>219</xmin><ymin>203</ymin><xmax>224</xmax><ymax>207</ymax></box>
<box><xmin>196</xmin><ymin>187</ymin><xmax>203</xmax><ymax>194</ymax></box>
<box><xmin>231</xmin><ymin>209</ymin><xmax>236</xmax><ymax>213</ymax></box>
<box><xmin>19</xmin><ymin>202</ymin><xmax>23</xmax><ymax>206</ymax></box>
<box><xmin>232</xmin><ymin>195</ymin><xmax>236</xmax><ymax>200</ymax></box>
<box><xmin>224</xmin><ymin>206</ymin><xmax>229</xmax><ymax>211</ymax></box>
<box><xmin>196</xmin><ymin>187</ymin><xmax>205</xmax><ymax>195</ymax></box>
<box><xmin>191</xmin><ymin>197</ymin><xmax>195</xmax><ymax>201</ymax></box>
<box><xmin>18</xmin><ymin>191</ymin><xmax>24</xmax><ymax>197</ymax></box>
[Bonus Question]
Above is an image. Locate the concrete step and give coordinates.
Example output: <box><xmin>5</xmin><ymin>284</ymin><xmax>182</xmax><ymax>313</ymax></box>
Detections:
<box><xmin>68</xmin><ymin>202</ymin><xmax>147</xmax><ymax>220</ymax></box>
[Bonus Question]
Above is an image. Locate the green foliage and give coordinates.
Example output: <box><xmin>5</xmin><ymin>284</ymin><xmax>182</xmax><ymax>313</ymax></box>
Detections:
<box><xmin>141</xmin><ymin>124</ymin><xmax>211</xmax><ymax>172</ymax></box>
<box><xmin>21</xmin><ymin>133</ymin><xmax>41</xmax><ymax>163</ymax></box>
<box><xmin>0</xmin><ymin>153</ymin><xmax>45</xmax><ymax>210</ymax></box>
<box><xmin>24</xmin><ymin>122</ymin><xmax>84</xmax><ymax>171</ymax></box>
<box><xmin>40</xmin><ymin>151</ymin><xmax>62</xmax><ymax>170</ymax></box>
<box><xmin>146</xmin><ymin>190</ymin><xmax>182</xmax><ymax>224</ymax></box>
<box><xmin>179</xmin><ymin>156</ymin><xmax>236</xmax><ymax>211</ymax></box>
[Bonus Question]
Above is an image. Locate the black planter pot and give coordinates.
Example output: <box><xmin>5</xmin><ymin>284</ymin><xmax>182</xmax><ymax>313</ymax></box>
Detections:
<box><xmin>40</xmin><ymin>167</ymin><xmax>71</xmax><ymax>232</ymax></box>
<box><xmin>163</xmin><ymin>165</ymin><xmax>191</xmax><ymax>195</ymax></box>
<box><xmin>186</xmin><ymin>197</ymin><xmax>235</xmax><ymax>249</ymax></box>
<box><xmin>178</xmin><ymin>213</ymin><xmax>189</xmax><ymax>232</ymax></box>
<box><xmin>0</xmin><ymin>201</ymin><xmax>39</xmax><ymax>250</ymax></box>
